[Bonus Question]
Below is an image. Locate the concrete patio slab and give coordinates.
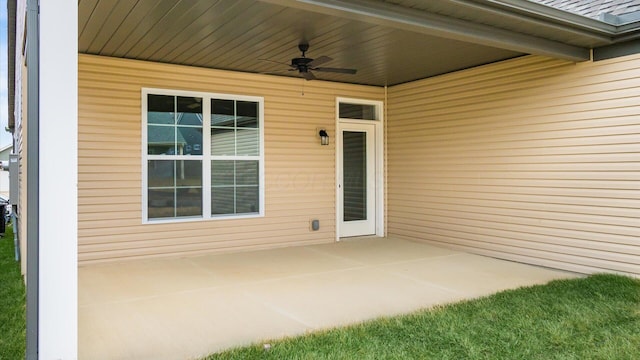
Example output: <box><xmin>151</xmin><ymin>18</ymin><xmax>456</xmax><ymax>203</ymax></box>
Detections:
<box><xmin>78</xmin><ymin>237</ymin><xmax>578</xmax><ymax>360</ymax></box>
<box><xmin>187</xmin><ymin>245</ymin><xmax>360</xmax><ymax>283</ymax></box>
<box><xmin>244</xmin><ymin>266</ymin><xmax>462</xmax><ymax>329</ymax></box>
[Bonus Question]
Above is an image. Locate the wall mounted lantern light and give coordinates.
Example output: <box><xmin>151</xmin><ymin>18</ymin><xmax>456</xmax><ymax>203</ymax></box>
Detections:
<box><xmin>319</xmin><ymin>129</ymin><xmax>329</xmax><ymax>146</ymax></box>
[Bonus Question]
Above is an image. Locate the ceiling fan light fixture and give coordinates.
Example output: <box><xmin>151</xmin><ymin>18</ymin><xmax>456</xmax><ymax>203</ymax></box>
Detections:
<box><xmin>267</xmin><ymin>43</ymin><xmax>358</xmax><ymax>81</ymax></box>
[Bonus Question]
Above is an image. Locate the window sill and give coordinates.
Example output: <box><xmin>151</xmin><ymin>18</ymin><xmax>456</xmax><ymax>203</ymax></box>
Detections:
<box><xmin>143</xmin><ymin>212</ymin><xmax>264</xmax><ymax>225</ymax></box>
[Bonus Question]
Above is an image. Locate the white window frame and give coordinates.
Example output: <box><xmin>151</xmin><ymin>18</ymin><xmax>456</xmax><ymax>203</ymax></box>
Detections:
<box><xmin>142</xmin><ymin>88</ymin><xmax>265</xmax><ymax>223</ymax></box>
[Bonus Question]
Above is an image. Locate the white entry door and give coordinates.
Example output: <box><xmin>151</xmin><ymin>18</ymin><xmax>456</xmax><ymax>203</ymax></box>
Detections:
<box><xmin>338</xmin><ymin>123</ymin><xmax>376</xmax><ymax>237</ymax></box>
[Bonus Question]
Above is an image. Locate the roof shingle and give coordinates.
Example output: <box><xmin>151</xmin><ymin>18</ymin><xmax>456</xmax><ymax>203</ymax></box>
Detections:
<box><xmin>529</xmin><ymin>0</ymin><xmax>640</xmax><ymax>19</ymax></box>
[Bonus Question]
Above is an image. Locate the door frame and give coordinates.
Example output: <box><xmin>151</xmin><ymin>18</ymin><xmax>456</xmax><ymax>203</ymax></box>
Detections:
<box><xmin>335</xmin><ymin>97</ymin><xmax>384</xmax><ymax>240</ymax></box>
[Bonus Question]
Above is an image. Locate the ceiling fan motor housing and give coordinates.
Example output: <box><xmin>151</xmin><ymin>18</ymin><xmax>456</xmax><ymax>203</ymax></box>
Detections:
<box><xmin>292</xmin><ymin>57</ymin><xmax>313</xmax><ymax>72</ymax></box>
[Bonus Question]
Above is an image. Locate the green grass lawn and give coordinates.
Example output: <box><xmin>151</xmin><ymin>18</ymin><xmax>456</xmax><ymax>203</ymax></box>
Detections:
<box><xmin>207</xmin><ymin>274</ymin><xmax>640</xmax><ymax>360</ymax></box>
<box><xmin>0</xmin><ymin>225</ymin><xmax>26</xmax><ymax>360</ymax></box>
<box><xmin>0</xmin><ymin>228</ymin><xmax>638</xmax><ymax>360</ymax></box>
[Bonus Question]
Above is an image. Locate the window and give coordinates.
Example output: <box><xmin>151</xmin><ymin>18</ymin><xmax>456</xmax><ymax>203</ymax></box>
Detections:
<box><xmin>211</xmin><ymin>99</ymin><xmax>260</xmax><ymax>215</ymax></box>
<box><xmin>143</xmin><ymin>89</ymin><xmax>264</xmax><ymax>222</ymax></box>
<box><xmin>339</xmin><ymin>102</ymin><xmax>377</xmax><ymax>120</ymax></box>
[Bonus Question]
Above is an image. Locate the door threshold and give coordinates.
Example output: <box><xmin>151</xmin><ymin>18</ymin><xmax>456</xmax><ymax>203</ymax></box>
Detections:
<box><xmin>338</xmin><ymin>235</ymin><xmax>381</xmax><ymax>242</ymax></box>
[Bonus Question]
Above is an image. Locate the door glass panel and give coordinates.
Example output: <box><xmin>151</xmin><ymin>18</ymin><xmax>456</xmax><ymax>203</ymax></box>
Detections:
<box><xmin>343</xmin><ymin>131</ymin><xmax>367</xmax><ymax>221</ymax></box>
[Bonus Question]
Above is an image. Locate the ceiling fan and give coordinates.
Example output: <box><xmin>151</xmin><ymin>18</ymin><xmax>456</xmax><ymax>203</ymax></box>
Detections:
<box><xmin>266</xmin><ymin>43</ymin><xmax>357</xmax><ymax>80</ymax></box>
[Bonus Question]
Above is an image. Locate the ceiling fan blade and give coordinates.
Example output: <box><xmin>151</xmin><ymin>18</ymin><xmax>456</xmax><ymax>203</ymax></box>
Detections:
<box><xmin>314</xmin><ymin>67</ymin><xmax>357</xmax><ymax>74</ymax></box>
<box><xmin>258</xmin><ymin>70</ymin><xmax>293</xmax><ymax>75</ymax></box>
<box><xmin>302</xmin><ymin>71</ymin><xmax>316</xmax><ymax>80</ymax></box>
<box><xmin>308</xmin><ymin>55</ymin><xmax>332</xmax><ymax>67</ymax></box>
<box><xmin>259</xmin><ymin>58</ymin><xmax>296</xmax><ymax>68</ymax></box>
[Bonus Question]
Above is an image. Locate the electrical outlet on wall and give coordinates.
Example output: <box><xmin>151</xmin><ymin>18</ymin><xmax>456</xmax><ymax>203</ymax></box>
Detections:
<box><xmin>310</xmin><ymin>219</ymin><xmax>320</xmax><ymax>231</ymax></box>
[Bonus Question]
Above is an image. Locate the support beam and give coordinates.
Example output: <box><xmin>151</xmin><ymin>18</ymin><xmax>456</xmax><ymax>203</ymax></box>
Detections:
<box><xmin>37</xmin><ymin>0</ymin><xmax>78</xmax><ymax>358</ymax></box>
<box><xmin>260</xmin><ymin>0</ymin><xmax>591</xmax><ymax>61</ymax></box>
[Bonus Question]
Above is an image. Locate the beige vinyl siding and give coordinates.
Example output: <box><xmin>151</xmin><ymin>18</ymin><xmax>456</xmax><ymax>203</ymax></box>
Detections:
<box><xmin>78</xmin><ymin>54</ymin><xmax>383</xmax><ymax>264</ymax></box>
<box><xmin>387</xmin><ymin>54</ymin><xmax>640</xmax><ymax>277</ymax></box>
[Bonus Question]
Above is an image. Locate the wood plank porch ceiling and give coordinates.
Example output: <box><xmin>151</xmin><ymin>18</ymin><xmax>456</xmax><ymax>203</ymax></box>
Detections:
<box><xmin>78</xmin><ymin>0</ymin><xmax>617</xmax><ymax>86</ymax></box>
